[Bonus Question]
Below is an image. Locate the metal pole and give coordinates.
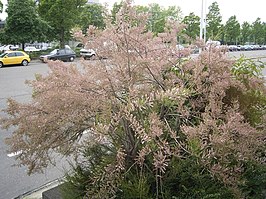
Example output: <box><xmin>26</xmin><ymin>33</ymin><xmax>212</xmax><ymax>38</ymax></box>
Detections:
<box><xmin>204</xmin><ymin>0</ymin><xmax>207</xmax><ymax>43</ymax></box>
<box><xmin>199</xmin><ymin>0</ymin><xmax>204</xmax><ymax>53</ymax></box>
<box><xmin>200</xmin><ymin>0</ymin><xmax>204</xmax><ymax>40</ymax></box>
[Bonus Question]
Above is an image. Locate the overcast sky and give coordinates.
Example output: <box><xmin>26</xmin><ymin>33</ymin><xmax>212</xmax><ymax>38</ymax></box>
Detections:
<box><xmin>100</xmin><ymin>0</ymin><xmax>266</xmax><ymax>24</ymax></box>
<box><xmin>0</xmin><ymin>0</ymin><xmax>265</xmax><ymax>24</ymax></box>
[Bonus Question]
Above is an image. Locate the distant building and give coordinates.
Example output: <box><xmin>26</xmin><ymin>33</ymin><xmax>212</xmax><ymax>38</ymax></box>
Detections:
<box><xmin>87</xmin><ymin>0</ymin><xmax>99</xmax><ymax>4</ymax></box>
<box><xmin>35</xmin><ymin>0</ymin><xmax>100</xmax><ymax>5</ymax></box>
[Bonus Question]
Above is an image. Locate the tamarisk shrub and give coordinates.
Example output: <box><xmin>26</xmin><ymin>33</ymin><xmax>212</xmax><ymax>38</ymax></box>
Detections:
<box><xmin>1</xmin><ymin>1</ymin><xmax>265</xmax><ymax>198</ymax></box>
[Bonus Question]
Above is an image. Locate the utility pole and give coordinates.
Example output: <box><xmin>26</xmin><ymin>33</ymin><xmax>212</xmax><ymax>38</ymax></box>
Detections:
<box><xmin>200</xmin><ymin>0</ymin><xmax>207</xmax><ymax>52</ymax></box>
<box><xmin>200</xmin><ymin>0</ymin><xmax>204</xmax><ymax>41</ymax></box>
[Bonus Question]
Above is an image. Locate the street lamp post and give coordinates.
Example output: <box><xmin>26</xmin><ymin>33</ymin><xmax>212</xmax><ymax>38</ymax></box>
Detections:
<box><xmin>200</xmin><ymin>0</ymin><xmax>207</xmax><ymax>52</ymax></box>
<box><xmin>200</xmin><ymin>0</ymin><xmax>204</xmax><ymax>41</ymax></box>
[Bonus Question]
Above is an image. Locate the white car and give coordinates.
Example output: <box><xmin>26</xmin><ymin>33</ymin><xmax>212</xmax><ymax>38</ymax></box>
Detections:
<box><xmin>176</xmin><ymin>44</ymin><xmax>185</xmax><ymax>50</ymax></box>
<box><xmin>80</xmin><ymin>48</ymin><xmax>96</xmax><ymax>59</ymax></box>
<box><xmin>24</xmin><ymin>46</ymin><xmax>41</xmax><ymax>52</ymax></box>
<box><xmin>0</xmin><ymin>45</ymin><xmax>19</xmax><ymax>51</ymax></box>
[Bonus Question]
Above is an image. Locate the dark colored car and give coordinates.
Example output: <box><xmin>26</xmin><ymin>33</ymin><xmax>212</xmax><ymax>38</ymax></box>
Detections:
<box><xmin>40</xmin><ymin>48</ymin><xmax>76</xmax><ymax>62</ymax></box>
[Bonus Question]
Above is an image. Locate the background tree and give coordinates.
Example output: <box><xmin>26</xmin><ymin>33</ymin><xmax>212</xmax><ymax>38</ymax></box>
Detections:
<box><xmin>252</xmin><ymin>18</ymin><xmax>264</xmax><ymax>44</ymax></box>
<box><xmin>263</xmin><ymin>22</ymin><xmax>266</xmax><ymax>44</ymax></box>
<box><xmin>206</xmin><ymin>1</ymin><xmax>222</xmax><ymax>40</ymax></box>
<box><xmin>224</xmin><ymin>15</ymin><xmax>240</xmax><ymax>44</ymax></box>
<box><xmin>78</xmin><ymin>3</ymin><xmax>106</xmax><ymax>32</ymax></box>
<box><xmin>182</xmin><ymin>12</ymin><xmax>200</xmax><ymax>43</ymax></box>
<box><xmin>218</xmin><ymin>24</ymin><xmax>225</xmax><ymax>44</ymax></box>
<box><xmin>0</xmin><ymin>0</ymin><xmax>3</xmax><ymax>13</ymax></box>
<box><xmin>164</xmin><ymin>5</ymin><xmax>182</xmax><ymax>21</ymax></box>
<box><xmin>240</xmin><ymin>21</ymin><xmax>252</xmax><ymax>45</ymax></box>
<box><xmin>0</xmin><ymin>0</ymin><xmax>50</xmax><ymax>49</ymax></box>
<box><xmin>111</xmin><ymin>1</ymin><xmax>123</xmax><ymax>24</ymax></box>
<box><xmin>38</xmin><ymin>0</ymin><xmax>87</xmax><ymax>48</ymax></box>
<box><xmin>147</xmin><ymin>3</ymin><xmax>165</xmax><ymax>34</ymax></box>
<box><xmin>145</xmin><ymin>4</ymin><xmax>182</xmax><ymax>35</ymax></box>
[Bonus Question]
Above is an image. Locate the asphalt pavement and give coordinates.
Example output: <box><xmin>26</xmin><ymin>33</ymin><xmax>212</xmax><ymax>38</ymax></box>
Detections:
<box><xmin>0</xmin><ymin>61</ymin><xmax>68</xmax><ymax>199</ymax></box>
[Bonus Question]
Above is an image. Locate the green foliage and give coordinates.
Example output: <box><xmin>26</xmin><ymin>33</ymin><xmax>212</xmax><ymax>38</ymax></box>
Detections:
<box><xmin>264</xmin><ymin>22</ymin><xmax>266</xmax><ymax>44</ymax></box>
<box><xmin>147</xmin><ymin>4</ymin><xmax>165</xmax><ymax>34</ymax></box>
<box><xmin>149</xmin><ymin>4</ymin><xmax>182</xmax><ymax>34</ymax></box>
<box><xmin>38</xmin><ymin>0</ymin><xmax>87</xmax><ymax>48</ymax></box>
<box><xmin>26</xmin><ymin>51</ymin><xmax>43</xmax><ymax>60</ymax></box>
<box><xmin>63</xmin><ymin>154</ymin><xmax>235</xmax><ymax>199</ymax></box>
<box><xmin>240</xmin><ymin>22</ymin><xmax>252</xmax><ymax>44</ymax></box>
<box><xmin>61</xmin><ymin>166</ymin><xmax>89</xmax><ymax>199</ymax></box>
<box><xmin>206</xmin><ymin>1</ymin><xmax>223</xmax><ymax>40</ymax></box>
<box><xmin>252</xmin><ymin>18</ymin><xmax>265</xmax><ymax>44</ymax></box>
<box><xmin>78</xmin><ymin>3</ymin><xmax>106</xmax><ymax>32</ymax></box>
<box><xmin>135</xmin><ymin>3</ymin><xmax>182</xmax><ymax>35</ymax></box>
<box><xmin>111</xmin><ymin>1</ymin><xmax>123</xmax><ymax>24</ymax></box>
<box><xmin>61</xmin><ymin>144</ymin><xmax>113</xmax><ymax>199</ymax></box>
<box><xmin>164</xmin><ymin>157</ymin><xmax>234</xmax><ymax>199</ymax></box>
<box><xmin>0</xmin><ymin>0</ymin><xmax>50</xmax><ymax>47</ymax></box>
<box><xmin>225</xmin><ymin>56</ymin><xmax>266</xmax><ymax>126</ymax></box>
<box><xmin>224</xmin><ymin>86</ymin><xmax>266</xmax><ymax>127</ymax></box>
<box><xmin>0</xmin><ymin>1</ymin><xmax>3</xmax><ymax>13</ymax></box>
<box><xmin>118</xmin><ymin>172</ymin><xmax>154</xmax><ymax>199</ymax></box>
<box><xmin>232</xmin><ymin>56</ymin><xmax>265</xmax><ymax>78</ymax></box>
<box><xmin>224</xmin><ymin>15</ymin><xmax>241</xmax><ymax>44</ymax></box>
<box><xmin>182</xmin><ymin>12</ymin><xmax>200</xmax><ymax>42</ymax></box>
<box><xmin>240</xmin><ymin>161</ymin><xmax>266</xmax><ymax>199</ymax></box>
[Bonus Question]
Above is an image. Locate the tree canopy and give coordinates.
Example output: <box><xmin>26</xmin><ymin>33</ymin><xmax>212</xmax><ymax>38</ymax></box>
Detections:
<box><xmin>240</xmin><ymin>21</ymin><xmax>252</xmax><ymax>44</ymax></box>
<box><xmin>38</xmin><ymin>0</ymin><xmax>87</xmax><ymax>48</ymax></box>
<box><xmin>206</xmin><ymin>1</ymin><xmax>222</xmax><ymax>40</ymax></box>
<box><xmin>182</xmin><ymin>12</ymin><xmax>200</xmax><ymax>43</ymax></box>
<box><xmin>224</xmin><ymin>15</ymin><xmax>241</xmax><ymax>44</ymax></box>
<box><xmin>78</xmin><ymin>3</ymin><xmax>106</xmax><ymax>32</ymax></box>
<box><xmin>252</xmin><ymin>18</ymin><xmax>264</xmax><ymax>44</ymax></box>
<box><xmin>0</xmin><ymin>0</ymin><xmax>3</xmax><ymax>13</ymax></box>
<box><xmin>0</xmin><ymin>0</ymin><xmax>50</xmax><ymax>49</ymax></box>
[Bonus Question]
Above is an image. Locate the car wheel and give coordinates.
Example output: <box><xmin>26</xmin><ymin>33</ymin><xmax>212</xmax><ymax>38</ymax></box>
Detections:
<box><xmin>69</xmin><ymin>57</ymin><xmax>74</xmax><ymax>62</ymax></box>
<box><xmin>21</xmin><ymin>60</ymin><xmax>28</xmax><ymax>66</ymax></box>
<box><xmin>0</xmin><ymin>62</ymin><xmax>3</xmax><ymax>68</ymax></box>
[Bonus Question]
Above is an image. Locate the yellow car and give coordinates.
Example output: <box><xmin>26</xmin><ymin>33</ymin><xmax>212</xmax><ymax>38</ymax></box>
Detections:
<box><xmin>0</xmin><ymin>50</ymin><xmax>31</xmax><ymax>68</ymax></box>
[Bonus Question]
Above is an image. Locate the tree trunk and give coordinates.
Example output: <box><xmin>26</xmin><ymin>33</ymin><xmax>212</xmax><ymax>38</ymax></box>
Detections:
<box><xmin>60</xmin><ymin>29</ymin><xmax>65</xmax><ymax>48</ymax></box>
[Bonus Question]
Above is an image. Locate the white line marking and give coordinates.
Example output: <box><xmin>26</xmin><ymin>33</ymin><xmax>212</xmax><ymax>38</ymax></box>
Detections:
<box><xmin>7</xmin><ymin>150</ymin><xmax>22</xmax><ymax>157</ymax></box>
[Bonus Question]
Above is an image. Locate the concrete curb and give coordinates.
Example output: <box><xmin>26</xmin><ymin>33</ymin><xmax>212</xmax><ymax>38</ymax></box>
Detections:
<box><xmin>14</xmin><ymin>179</ymin><xmax>62</xmax><ymax>199</ymax></box>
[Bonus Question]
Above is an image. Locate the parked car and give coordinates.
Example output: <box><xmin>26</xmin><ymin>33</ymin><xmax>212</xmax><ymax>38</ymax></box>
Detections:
<box><xmin>39</xmin><ymin>48</ymin><xmax>76</xmax><ymax>62</ymax></box>
<box><xmin>243</xmin><ymin>45</ymin><xmax>252</xmax><ymax>51</ymax></box>
<box><xmin>24</xmin><ymin>46</ymin><xmax>41</xmax><ymax>52</ymax></box>
<box><xmin>0</xmin><ymin>50</ymin><xmax>30</xmax><ymax>68</ymax></box>
<box><xmin>228</xmin><ymin>45</ymin><xmax>238</xmax><ymax>51</ymax></box>
<box><xmin>80</xmin><ymin>48</ymin><xmax>96</xmax><ymax>59</ymax></box>
<box><xmin>0</xmin><ymin>45</ymin><xmax>19</xmax><ymax>52</ymax></box>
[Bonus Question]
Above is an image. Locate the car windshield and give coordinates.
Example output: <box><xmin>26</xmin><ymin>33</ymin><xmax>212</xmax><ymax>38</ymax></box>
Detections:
<box><xmin>0</xmin><ymin>52</ymin><xmax>8</xmax><ymax>58</ymax></box>
<box><xmin>49</xmin><ymin>49</ymin><xmax>58</xmax><ymax>55</ymax></box>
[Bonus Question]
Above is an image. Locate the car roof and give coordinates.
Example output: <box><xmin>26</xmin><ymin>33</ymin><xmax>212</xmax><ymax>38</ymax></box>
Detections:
<box><xmin>5</xmin><ymin>50</ymin><xmax>24</xmax><ymax>53</ymax></box>
<box><xmin>4</xmin><ymin>50</ymin><xmax>27</xmax><ymax>54</ymax></box>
